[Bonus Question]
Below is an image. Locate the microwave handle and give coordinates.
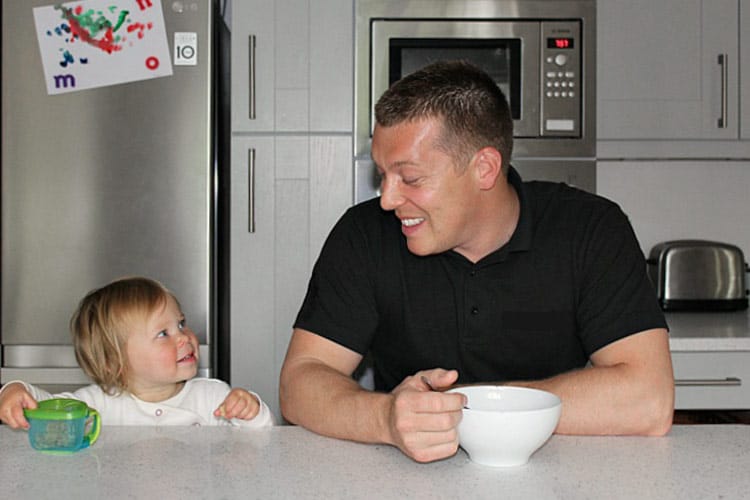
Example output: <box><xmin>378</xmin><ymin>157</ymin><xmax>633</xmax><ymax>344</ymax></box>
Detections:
<box><xmin>717</xmin><ymin>54</ymin><xmax>727</xmax><ymax>128</ymax></box>
<box><xmin>248</xmin><ymin>35</ymin><xmax>257</xmax><ymax>120</ymax></box>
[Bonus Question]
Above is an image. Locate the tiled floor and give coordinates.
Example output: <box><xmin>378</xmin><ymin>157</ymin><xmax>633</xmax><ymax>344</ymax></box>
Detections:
<box><xmin>673</xmin><ymin>410</ymin><xmax>750</xmax><ymax>424</ymax></box>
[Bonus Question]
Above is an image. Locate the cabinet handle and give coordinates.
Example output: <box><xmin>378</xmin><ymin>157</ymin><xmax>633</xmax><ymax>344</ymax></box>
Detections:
<box><xmin>248</xmin><ymin>148</ymin><xmax>256</xmax><ymax>233</ymax></box>
<box><xmin>717</xmin><ymin>54</ymin><xmax>727</xmax><ymax>128</ymax></box>
<box><xmin>674</xmin><ymin>377</ymin><xmax>741</xmax><ymax>387</ymax></box>
<box><xmin>248</xmin><ymin>35</ymin><xmax>256</xmax><ymax>120</ymax></box>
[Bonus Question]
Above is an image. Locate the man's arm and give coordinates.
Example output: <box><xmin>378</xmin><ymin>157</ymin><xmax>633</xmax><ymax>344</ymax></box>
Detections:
<box><xmin>513</xmin><ymin>328</ymin><xmax>674</xmax><ymax>436</ymax></box>
<box><xmin>279</xmin><ymin>328</ymin><xmax>466</xmax><ymax>463</ymax></box>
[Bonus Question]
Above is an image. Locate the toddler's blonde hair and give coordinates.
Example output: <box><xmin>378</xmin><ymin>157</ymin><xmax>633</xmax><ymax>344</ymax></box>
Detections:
<box><xmin>70</xmin><ymin>276</ymin><xmax>177</xmax><ymax>395</ymax></box>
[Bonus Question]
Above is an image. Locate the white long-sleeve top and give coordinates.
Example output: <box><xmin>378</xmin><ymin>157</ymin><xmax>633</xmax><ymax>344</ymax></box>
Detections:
<box><xmin>4</xmin><ymin>378</ymin><xmax>275</xmax><ymax>428</ymax></box>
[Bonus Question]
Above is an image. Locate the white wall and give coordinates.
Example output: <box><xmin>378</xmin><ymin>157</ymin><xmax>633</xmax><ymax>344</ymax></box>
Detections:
<box><xmin>597</xmin><ymin>161</ymin><xmax>750</xmax><ymax>258</ymax></box>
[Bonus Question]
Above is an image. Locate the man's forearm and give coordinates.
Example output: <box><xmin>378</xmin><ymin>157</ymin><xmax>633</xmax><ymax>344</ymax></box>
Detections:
<box><xmin>280</xmin><ymin>361</ymin><xmax>396</xmax><ymax>445</ymax></box>
<box><xmin>514</xmin><ymin>362</ymin><xmax>673</xmax><ymax>436</ymax></box>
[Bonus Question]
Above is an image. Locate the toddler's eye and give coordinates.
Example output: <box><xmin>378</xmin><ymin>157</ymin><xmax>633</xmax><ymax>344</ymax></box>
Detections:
<box><xmin>156</xmin><ymin>330</ymin><xmax>168</xmax><ymax>338</ymax></box>
<box><xmin>178</xmin><ymin>319</ymin><xmax>186</xmax><ymax>331</ymax></box>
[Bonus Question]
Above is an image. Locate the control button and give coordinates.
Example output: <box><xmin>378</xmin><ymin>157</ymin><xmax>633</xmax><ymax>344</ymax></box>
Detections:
<box><xmin>546</xmin><ymin>81</ymin><xmax>553</xmax><ymax>88</ymax></box>
<box><xmin>546</xmin><ymin>119</ymin><xmax>575</xmax><ymax>131</ymax></box>
<box><xmin>553</xmin><ymin>81</ymin><xmax>560</xmax><ymax>88</ymax></box>
<box><xmin>560</xmin><ymin>91</ymin><xmax>567</xmax><ymax>98</ymax></box>
<box><xmin>554</xmin><ymin>91</ymin><xmax>560</xmax><ymax>97</ymax></box>
<box><xmin>546</xmin><ymin>71</ymin><xmax>556</xmax><ymax>78</ymax></box>
<box><xmin>565</xmin><ymin>71</ymin><xmax>575</xmax><ymax>78</ymax></box>
<box><xmin>569</xmin><ymin>91</ymin><xmax>575</xmax><ymax>98</ymax></box>
<box><xmin>546</xmin><ymin>56</ymin><xmax>553</xmax><ymax>63</ymax></box>
<box><xmin>554</xmin><ymin>54</ymin><xmax>568</xmax><ymax>66</ymax></box>
<box><xmin>546</xmin><ymin>91</ymin><xmax>553</xmax><ymax>98</ymax></box>
<box><xmin>568</xmin><ymin>82</ymin><xmax>575</xmax><ymax>88</ymax></box>
<box><xmin>561</xmin><ymin>81</ymin><xmax>568</xmax><ymax>88</ymax></box>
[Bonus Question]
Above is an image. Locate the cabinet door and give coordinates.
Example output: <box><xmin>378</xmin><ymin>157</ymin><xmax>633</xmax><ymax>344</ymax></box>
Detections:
<box><xmin>672</xmin><ymin>351</ymin><xmax>750</xmax><ymax>409</ymax></box>
<box><xmin>231</xmin><ymin>0</ymin><xmax>275</xmax><ymax>132</ymax></box>
<box><xmin>597</xmin><ymin>0</ymin><xmax>739</xmax><ymax>140</ymax></box>
<box><xmin>309</xmin><ymin>0</ymin><xmax>354</xmax><ymax>132</ymax></box>
<box><xmin>229</xmin><ymin>137</ymin><xmax>277</xmax><ymax>411</ymax></box>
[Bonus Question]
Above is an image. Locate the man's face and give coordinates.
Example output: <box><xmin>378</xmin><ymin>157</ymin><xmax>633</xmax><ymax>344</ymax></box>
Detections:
<box><xmin>372</xmin><ymin>118</ymin><xmax>481</xmax><ymax>257</ymax></box>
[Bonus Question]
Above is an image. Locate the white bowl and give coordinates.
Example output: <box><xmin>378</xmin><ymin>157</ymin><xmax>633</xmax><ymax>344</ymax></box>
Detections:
<box><xmin>448</xmin><ymin>385</ymin><xmax>561</xmax><ymax>467</ymax></box>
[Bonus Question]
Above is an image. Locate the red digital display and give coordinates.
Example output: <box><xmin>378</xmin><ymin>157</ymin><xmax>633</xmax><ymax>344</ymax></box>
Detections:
<box><xmin>547</xmin><ymin>38</ymin><xmax>574</xmax><ymax>49</ymax></box>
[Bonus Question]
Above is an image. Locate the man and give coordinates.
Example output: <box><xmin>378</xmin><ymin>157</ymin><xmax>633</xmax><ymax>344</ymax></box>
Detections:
<box><xmin>280</xmin><ymin>61</ymin><xmax>674</xmax><ymax>463</ymax></box>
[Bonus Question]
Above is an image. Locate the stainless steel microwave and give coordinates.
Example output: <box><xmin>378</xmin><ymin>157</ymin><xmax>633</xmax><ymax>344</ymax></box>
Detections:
<box><xmin>354</xmin><ymin>0</ymin><xmax>596</xmax><ymax>161</ymax></box>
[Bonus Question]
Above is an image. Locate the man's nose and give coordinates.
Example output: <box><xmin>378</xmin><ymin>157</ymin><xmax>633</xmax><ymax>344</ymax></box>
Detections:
<box><xmin>379</xmin><ymin>177</ymin><xmax>404</xmax><ymax>211</ymax></box>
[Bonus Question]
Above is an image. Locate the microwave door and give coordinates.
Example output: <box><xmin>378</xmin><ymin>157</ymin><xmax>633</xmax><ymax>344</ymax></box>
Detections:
<box><xmin>370</xmin><ymin>20</ymin><xmax>540</xmax><ymax>138</ymax></box>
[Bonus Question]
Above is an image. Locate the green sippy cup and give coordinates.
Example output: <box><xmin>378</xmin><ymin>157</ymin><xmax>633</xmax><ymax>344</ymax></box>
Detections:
<box><xmin>23</xmin><ymin>398</ymin><xmax>101</xmax><ymax>454</ymax></box>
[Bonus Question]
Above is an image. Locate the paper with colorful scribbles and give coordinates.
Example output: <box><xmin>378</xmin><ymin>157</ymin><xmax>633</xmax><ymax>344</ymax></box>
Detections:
<box><xmin>33</xmin><ymin>0</ymin><xmax>172</xmax><ymax>95</ymax></box>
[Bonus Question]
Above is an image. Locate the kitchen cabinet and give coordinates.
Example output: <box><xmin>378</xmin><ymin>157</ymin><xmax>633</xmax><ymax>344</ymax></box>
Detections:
<box><xmin>230</xmin><ymin>0</ymin><xmax>353</xmax><ymax>133</ymax></box>
<box><xmin>229</xmin><ymin>134</ymin><xmax>353</xmax><ymax>416</ymax></box>
<box><xmin>597</xmin><ymin>0</ymin><xmax>740</xmax><ymax>141</ymax></box>
<box><xmin>230</xmin><ymin>0</ymin><xmax>274</xmax><ymax>132</ymax></box>
<box><xmin>672</xmin><ymin>351</ymin><xmax>750</xmax><ymax>409</ymax></box>
<box><xmin>229</xmin><ymin>0</ymin><xmax>354</xmax><ymax>417</ymax></box>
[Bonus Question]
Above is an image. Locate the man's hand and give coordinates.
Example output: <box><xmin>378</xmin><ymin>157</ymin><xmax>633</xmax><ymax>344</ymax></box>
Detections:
<box><xmin>0</xmin><ymin>382</ymin><xmax>38</xmax><ymax>429</ymax></box>
<box><xmin>386</xmin><ymin>368</ymin><xmax>466</xmax><ymax>463</ymax></box>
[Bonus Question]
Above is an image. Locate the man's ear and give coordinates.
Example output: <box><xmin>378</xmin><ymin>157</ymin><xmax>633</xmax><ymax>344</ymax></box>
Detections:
<box><xmin>471</xmin><ymin>147</ymin><xmax>504</xmax><ymax>190</ymax></box>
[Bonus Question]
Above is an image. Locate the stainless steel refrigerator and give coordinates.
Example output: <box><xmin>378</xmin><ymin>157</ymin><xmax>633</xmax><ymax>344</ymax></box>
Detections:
<box><xmin>1</xmin><ymin>0</ymin><xmax>231</xmax><ymax>391</ymax></box>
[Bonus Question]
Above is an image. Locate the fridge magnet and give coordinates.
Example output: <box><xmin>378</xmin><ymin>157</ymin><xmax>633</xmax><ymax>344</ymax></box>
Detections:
<box><xmin>32</xmin><ymin>0</ymin><xmax>173</xmax><ymax>95</ymax></box>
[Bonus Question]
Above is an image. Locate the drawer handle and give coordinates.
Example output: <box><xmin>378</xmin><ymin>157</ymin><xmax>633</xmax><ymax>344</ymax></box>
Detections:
<box><xmin>675</xmin><ymin>377</ymin><xmax>741</xmax><ymax>387</ymax></box>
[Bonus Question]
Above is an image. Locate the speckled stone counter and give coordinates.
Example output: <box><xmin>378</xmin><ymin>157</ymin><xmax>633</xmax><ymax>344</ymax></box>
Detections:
<box><xmin>1</xmin><ymin>425</ymin><xmax>749</xmax><ymax>499</ymax></box>
<box><xmin>667</xmin><ymin>309</ymin><xmax>750</xmax><ymax>351</ymax></box>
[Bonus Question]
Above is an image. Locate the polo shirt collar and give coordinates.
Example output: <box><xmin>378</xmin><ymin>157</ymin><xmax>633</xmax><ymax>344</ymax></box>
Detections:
<box><xmin>445</xmin><ymin>165</ymin><xmax>533</xmax><ymax>265</ymax></box>
<box><xmin>504</xmin><ymin>165</ymin><xmax>533</xmax><ymax>253</ymax></box>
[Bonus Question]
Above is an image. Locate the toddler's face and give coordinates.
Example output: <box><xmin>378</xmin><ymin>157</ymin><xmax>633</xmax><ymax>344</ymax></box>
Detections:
<box><xmin>125</xmin><ymin>296</ymin><xmax>199</xmax><ymax>395</ymax></box>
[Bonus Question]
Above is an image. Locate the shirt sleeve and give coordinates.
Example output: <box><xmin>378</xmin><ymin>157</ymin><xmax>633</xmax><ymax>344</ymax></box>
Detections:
<box><xmin>575</xmin><ymin>204</ymin><xmax>667</xmax><ymax>354</ymax></box>
<box><xmin>0</xmin><ymin>380</ymin><xmax>55</xmax><ymax>401</ymax></box>
<box><xmin>294</xmin><ymin>206</ymin><xmax>380</xmax><ymax>355</ymax></box>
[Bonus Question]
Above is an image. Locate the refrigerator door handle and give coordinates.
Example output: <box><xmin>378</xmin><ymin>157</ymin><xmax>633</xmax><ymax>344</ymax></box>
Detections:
<box><xmin>248</xmin><ymin>148</ymin><xmax>256</xmax><ymax>233</ymax></box>
<box><xmin>248</xmin><ymin>35</ymin><xmax>256</xmax><ymax>120</ymax></box>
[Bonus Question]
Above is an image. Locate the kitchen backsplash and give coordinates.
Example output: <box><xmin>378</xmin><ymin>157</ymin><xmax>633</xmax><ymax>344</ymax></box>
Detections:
<box><xmin>598</xmin><ymin>161</ymin><xmax>750</xmax><ymax>260</ymax></box>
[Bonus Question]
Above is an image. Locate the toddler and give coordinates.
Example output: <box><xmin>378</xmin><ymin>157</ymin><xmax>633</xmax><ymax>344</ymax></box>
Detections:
<box><xmin>0</xmin><ymin>276</ymin><xmax>274</xmax><ymax>428</ymax></box>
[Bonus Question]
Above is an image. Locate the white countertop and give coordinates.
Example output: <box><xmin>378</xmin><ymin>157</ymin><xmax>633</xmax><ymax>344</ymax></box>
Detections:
<box><xmin>666</xmin><ymin>309</ymin><xmax>750</xmax><ymax>351</ymax></box>
<box><xmin>1</xmin><ymin>425</ymin><xmax>749</xmax><ymax>499</ymax></box>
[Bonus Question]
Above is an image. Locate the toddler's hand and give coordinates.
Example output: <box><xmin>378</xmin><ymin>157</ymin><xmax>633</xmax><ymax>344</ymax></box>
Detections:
<box><xmin>0</xmin><ymin>382</ymin><xmax>38</xmax><ymax>430</ymax></box>
<box><xmin>214</xmin><ymin>388</ymin><xmax>260</xmax><ymax>421</ymax></box>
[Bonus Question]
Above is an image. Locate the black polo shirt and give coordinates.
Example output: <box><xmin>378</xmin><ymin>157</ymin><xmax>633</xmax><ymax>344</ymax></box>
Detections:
<box><xmin>295</xmin><ymin>167</ymin><xmax>666</xmax><ymax>392</ymax></box>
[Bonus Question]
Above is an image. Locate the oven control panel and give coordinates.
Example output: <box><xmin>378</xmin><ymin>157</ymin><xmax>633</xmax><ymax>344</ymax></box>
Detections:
<box><xmin>540</xmin><ymin>21</ymin><xmax>582</xmax><ymax>137</ymax></box>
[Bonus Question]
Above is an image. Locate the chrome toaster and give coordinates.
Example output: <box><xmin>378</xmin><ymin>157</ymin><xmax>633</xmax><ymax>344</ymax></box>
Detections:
<box><xmin>647</xmin><ymin>240</ymin><xmax>749</xmax><ymax>311</ymax></box>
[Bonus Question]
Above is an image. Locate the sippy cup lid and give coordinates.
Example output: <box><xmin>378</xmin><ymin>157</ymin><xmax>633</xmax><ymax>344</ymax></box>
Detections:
<box><xmin>23</xmin><ymin>398</ymin><xmax>90</xmax><ymax>420</ymax></box>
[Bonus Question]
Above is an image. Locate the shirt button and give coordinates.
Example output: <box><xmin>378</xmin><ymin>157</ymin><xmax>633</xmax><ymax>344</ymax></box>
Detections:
<box><xmin>155</xmin><ymin>409</ymin><xmax>163</xmax><ymax>417</ymax></box>
<box><xmin>192</xmin><ymin>422</ymin><xmax>201</xmax><ymax>427</ymax></box>
<box><xmin>471</xmin><ymin>306</ymin><xmax>479</xmax><ymax>315</ymax></box>
<box><xmin>470</xmin><ymin>270</ymin><xmax>476</xmax><ymax>277</ymax></box>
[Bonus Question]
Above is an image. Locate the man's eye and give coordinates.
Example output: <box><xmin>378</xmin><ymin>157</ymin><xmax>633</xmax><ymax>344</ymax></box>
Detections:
<box><xmin>403</xmin><ymin>177</ymin><xmax>421</xmax><ymax>185</ymax></box>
